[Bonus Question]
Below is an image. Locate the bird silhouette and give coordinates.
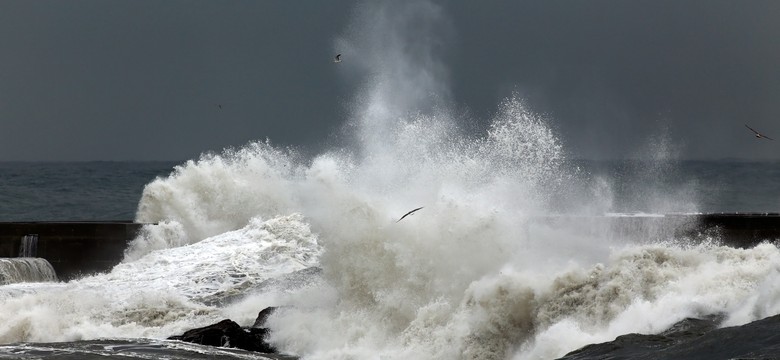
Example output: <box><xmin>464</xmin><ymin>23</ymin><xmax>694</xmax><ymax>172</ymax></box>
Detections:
<box><xmin>334</xmin><ymin>54</ymin><xmax>342</xmax><ymax>63</ymax></box>
<box><xmin>745</xmin><ymin>124</ymin><xmax>774</xmax><ymax>140</ymax></box>
<box><xmin>396</xmin><ymin>207</ymin><xmax>423</xmax><ymax>223</ymax></box>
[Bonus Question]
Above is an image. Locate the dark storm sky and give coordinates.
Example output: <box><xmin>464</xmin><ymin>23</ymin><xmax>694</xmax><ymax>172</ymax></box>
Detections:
<box><xmin>1</xmin><ymin>0</ymin><xmax>778</xmax><ymax>161</ymax></box>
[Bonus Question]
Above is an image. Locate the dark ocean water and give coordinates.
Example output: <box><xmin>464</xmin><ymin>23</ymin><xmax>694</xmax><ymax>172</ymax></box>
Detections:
<box><xmin>578</xmin><ymin>159</ymin><xmax>780</xmax><ymax>213</ymax></box>
<box><xmin>0</xmin><ymin>162</ymin><xmax>180</xmax><ymax>222</ymax></box>
<box><xmin>1</xmin><ymin>160</ymin><xmax>778</xmax><ymax>223</ymax></box>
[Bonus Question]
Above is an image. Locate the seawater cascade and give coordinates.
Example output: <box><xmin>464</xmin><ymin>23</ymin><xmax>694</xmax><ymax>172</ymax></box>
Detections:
<box><xmin>0</xmin><ymin>258</ymin><xmax>57</xmax><ymax>285</ymax></box>
<box><xmin>18</xmin><ymin>234</ymin><xmax>38</xmax><ymax>257</ymax></box>
<box><xmin>0</xmin><ymin>234</ymin><xmax>57</xmax><ymax>285</ymax></box>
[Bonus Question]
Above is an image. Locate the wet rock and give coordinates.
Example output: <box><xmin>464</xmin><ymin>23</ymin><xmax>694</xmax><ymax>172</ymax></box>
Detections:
<box><xmin>558</xmin><ymin>313</ymin><xmax>780</xmax><ymax>360</ymax></box>
<box><xmin>168</xmin><ymin>316</ymin><xmax>276</xmax><ymax>354</ymax></box>
<box><xmin>253</xmin><ymin>306</ymin><xmax>278</xmax><ymax>328</ymax></box>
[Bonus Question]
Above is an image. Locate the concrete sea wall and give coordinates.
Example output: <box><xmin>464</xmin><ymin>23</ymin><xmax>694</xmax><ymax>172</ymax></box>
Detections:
<box><xmin>0</xmin><ymin>222</ymin><xmax>144</xmax><ymax>281</ymax></box>
<box><xmin>528</xmin><ymin>213</ymin><xmax>780</xmax><ymax>248</ymax></box>
<box><xmin>0</xmin><ymin>214</ymin><xmax>778</xmax><ymax>282</ymax></box>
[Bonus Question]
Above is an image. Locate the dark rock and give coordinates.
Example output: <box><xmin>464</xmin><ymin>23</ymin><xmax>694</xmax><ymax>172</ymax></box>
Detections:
<box><xmin>247</xmin><ymin>306</ymin><xmax>279</xmax><ymax>352</ymax></box>
<box><xmin>168</xmin><ymin>318</ymin><xmax>276</xmax><ymax>354</ymax></box>
<box><xmin>561</xmin><ymin>316</ymin><xmax>725</xmax><ymax>360</ymax></box>
<box><xmin>558</xmin><ymin>313</ymin><xmax>780</xmax><ymax>360</ymax></box>
<box><xmin>253</xmin><ymin>307</ymin><xmax>278</xmax><ymax>329</ymax></box>
<box><xmin>659</xmin><ymin>314</ymin><xmax>724</xmax><ymax>339</ymax></box>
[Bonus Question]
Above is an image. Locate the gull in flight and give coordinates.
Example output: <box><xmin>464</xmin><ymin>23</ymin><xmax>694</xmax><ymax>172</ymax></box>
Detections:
<box><xmin>396</xmin><ymin>207</ymin><xmax>423</xmax><ymax>223</ymax></box>
<box><xmin>745</xmin><ymin>124</ymin><xmax>774</xmax><ymax>140</ymax></box>
<box><xmin>334</xmin><ymin>54</ymin><xmax>342</xmax><ymax>63</ymax></box>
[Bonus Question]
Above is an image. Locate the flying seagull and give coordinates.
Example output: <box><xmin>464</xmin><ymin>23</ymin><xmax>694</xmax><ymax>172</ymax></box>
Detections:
<box><xmin>745</xmin><ymin>124</ymin><xmax>774</xmax><ymax>140</ymax></box>
<box><xmin>396</xmin><ymin>207</ymin><xmax>423</xmax><ymax>223</ymax></box>
<box><xmin>334</xmin><ymin>54</ymin><xmax>342</xmax><ymax>63</ymax></box>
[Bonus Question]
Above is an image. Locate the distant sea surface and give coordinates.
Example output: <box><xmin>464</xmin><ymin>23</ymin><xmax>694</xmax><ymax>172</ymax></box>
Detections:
<box><xmin>0</xmin><ymin>161</ymin><xmax>180</xmax><ymax>222</ymax></box>
<box><xmin>576</xmin><ymin>159</ymin><xmax>780</xmax><ymax>213</ymax></box>
<box><xmin>1</xmin><ymin>160</ymin><xmax>778</xmax><ymax>223</ymax></box>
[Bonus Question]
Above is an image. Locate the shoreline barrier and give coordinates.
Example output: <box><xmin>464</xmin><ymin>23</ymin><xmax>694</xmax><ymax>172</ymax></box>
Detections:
<box><xmin>0</xmin><ymin>214</ymin><xmax>778</xmax><ymax>281</ymax></box>
<box><xmin>0</xmin><ymin>222</ymin><xmax>144</xmax><ymax>281</ymax></box>
<box><xmin>527</xmin><ymin>213</ymin><xmax>780</xmax><ymax>248</ymax></box>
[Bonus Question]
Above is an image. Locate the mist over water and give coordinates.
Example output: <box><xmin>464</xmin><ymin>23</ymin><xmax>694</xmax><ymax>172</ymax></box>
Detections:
<box><xmin>2</xmin><ymin>1</ymin><xmax>780</xmax><ymax>360</ymax></box>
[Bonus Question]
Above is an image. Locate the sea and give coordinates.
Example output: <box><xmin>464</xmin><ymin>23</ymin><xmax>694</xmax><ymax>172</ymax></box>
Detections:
<box><xmin>2</xmin><ymin>159</ymin><xmax>779</xmax><ymax>223</ymax></box>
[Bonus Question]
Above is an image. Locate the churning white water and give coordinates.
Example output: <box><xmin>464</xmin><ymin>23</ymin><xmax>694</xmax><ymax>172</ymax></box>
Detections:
<box><xmin>2</xmin><ymin>1</ymin><xmax>780</xmax><ymax>359</ymax></box>
<box><xmin>0</xmin><ymin>214</ymin><xmax>320</xmax><ymax>344</ymax></box>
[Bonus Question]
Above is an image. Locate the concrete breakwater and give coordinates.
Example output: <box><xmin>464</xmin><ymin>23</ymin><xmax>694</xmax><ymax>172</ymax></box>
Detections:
<box><xmin>0</xmin><ymin>214</ymin><xmax>778</xmax><ymax>282</ymax></box>
<box><xmin>528</xmin><ymin>213</ymin><xmax>780</xmax><ymax>248</ymax></box>
<box><xmin>0</xmin><ymin>222</ymin><xmax>144</xmax><ymax>281</ymax></box>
